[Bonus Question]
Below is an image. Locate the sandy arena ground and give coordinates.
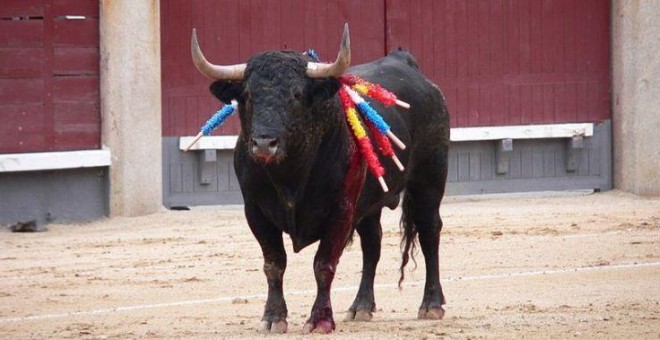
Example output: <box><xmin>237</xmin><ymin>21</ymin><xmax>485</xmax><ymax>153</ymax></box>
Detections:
<box><xmin>1</xmin><ymin>190</ymin><xmax>659</xmax><ymax>339</ymax></box>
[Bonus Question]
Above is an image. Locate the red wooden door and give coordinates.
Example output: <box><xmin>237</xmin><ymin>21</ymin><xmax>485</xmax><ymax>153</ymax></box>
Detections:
<box><xmin>161</xmin><ymin>0</ymin><xmax>611</xmax><ymax>135</ymax></box>
<box><xmin>161</xmin><ymin>0</ymin><xmax>386</xmax><ymax>137</ymax></box>
<box><xmin>386</xmin><ymin>0</ymin><xmax>611</xmax><ymax>128</ymax></box>
<box><xmin>0</xmin><ymin>0</ymin><xmax>100</xmax><ymax>154</ymax></box>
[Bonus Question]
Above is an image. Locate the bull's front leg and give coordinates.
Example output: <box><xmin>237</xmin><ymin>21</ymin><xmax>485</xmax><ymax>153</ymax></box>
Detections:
<box><xmin>245</xmin><ymin>203</ymin><xmax>288</xmax><ymax>333</ymax></box>
<box><xmin>303</xmin><ymin>152</ymin><xmax>365</xmax><ymax>334</ymax></box>
<box><xmin>302</xmin><ymin>228</ymin><xmax>349</xmax><ymax>334</ymax></box>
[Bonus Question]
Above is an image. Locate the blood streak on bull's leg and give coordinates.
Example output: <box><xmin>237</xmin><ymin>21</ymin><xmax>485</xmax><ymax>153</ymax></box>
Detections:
<box><xmin>303</xmin><ymin>142</ymin><xmax>366</xmax><ymax>334</ymax></box>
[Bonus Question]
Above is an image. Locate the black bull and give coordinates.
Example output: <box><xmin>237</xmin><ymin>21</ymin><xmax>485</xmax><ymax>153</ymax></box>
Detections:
<box><xmin>195</xmin><ymin>29</ymin><xmax>450</xmax><ymax>334</ymax></box>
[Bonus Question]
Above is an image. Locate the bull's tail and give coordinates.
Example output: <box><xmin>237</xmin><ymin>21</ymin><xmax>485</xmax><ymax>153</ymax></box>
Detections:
<box><xmin>398</xmin><ymin>189</ymin><xmax>418</xmax><ymax>287</ymax></box>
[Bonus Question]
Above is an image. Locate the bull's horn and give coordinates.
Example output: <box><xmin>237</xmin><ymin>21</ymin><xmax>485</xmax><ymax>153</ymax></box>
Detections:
<box><xmin>191</xmin><ymin>28</ymin><xmax>246</xmax><ymax>80</ymax></box>
<box><xmin>306</xmin><ymin>23</ymin><xmax>351</xmax><ymax>78</ymax></box>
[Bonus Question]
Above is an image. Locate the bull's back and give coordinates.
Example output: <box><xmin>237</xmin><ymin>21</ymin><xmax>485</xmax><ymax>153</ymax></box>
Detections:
<box><xmin>348</xmin><ymin>49</ymin><xmax>450</xmax><ymax>152</ymax></box>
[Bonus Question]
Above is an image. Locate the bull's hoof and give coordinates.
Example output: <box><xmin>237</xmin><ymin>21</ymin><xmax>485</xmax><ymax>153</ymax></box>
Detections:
<box><xmin>258</xmin><ymin>320</ymin><xmax>288</xmax><ymax>333</ymax></box>
<box><xmin>418</xmin><ymin>306</ymin><xmax>445</xmax><ymax>320</ymax></box>
<box><xmin>344</xmin><ymin>310</ymin><xmax>373</xmax><ymax>322</ymax></box>
<box><xmin>302</xmin><ymin>319</ymin><xmax>334</xmax><ymax>334</ymax></box>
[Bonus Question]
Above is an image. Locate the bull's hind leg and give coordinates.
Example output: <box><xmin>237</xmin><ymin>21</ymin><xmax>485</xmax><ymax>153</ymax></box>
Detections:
<box><xmin>345</xmin><ymin>211</ymin><xmax>383</xmax><ymax>322</ymax></box>
<box><xmin>402</xmin><ymin>152</ymin><xmax>449</xmax><ymax>320</ymax></box>
<box><xmin>245</xmin><ymin>203</ymin><xmax>288</xmax><ymax>333</ymax></box>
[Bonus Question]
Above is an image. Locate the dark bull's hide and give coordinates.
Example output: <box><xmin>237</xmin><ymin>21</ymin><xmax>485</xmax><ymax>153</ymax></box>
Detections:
<box><xmin>192</xmin><ymin>24</ymin><xmax>450</xmax><ymax>334</ymax></box>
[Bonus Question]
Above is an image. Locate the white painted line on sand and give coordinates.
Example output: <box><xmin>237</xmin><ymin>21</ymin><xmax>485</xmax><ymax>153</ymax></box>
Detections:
<box><xmin>1</xmin><ymin>261</ymin><xmax>658</xmax><ymax>324</ymax></box>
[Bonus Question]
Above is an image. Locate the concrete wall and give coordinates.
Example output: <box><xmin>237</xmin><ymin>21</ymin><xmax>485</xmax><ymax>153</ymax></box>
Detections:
<box><xmin>612</xmin><ymin>1</ymin><xmax>660</xmax><ymax>196</ymax></box>
<box><xmin>163</xmin><ymin>123</ymin><xmax>611</xmax><ymax>207</ymax></box>
<box><xmin>0</xmin><ymin>168</ymin><xmax>108</xmax><ymax>227</ymax></box>
<box><xmin>100</xmin><ymin>1</ymin><xmax>163</xmax><ymax>216</ymax></box>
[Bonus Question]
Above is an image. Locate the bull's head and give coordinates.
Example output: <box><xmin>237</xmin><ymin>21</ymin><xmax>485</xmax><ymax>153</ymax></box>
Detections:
<box><xmin>192</xmin><ymin>24</ymin><xmax>351</xmax><ymax>164</ymax></box>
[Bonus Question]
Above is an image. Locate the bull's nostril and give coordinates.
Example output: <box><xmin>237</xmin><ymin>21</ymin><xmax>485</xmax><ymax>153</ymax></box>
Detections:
<box><xmin>251</xmin><ymin>137</ymin><xmax>279</xmax><ymax>158</ymax></box>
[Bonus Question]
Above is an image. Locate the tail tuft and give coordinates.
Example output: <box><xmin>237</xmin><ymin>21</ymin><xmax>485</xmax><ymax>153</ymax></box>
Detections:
<box><xmin>398</xmin><ymin>190</ymin><xmax>418</xmax><ymax>287</ymax></box>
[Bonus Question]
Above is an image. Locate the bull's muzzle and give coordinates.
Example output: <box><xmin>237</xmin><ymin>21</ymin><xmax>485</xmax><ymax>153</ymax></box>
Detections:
<box><xmin>250</xmin><ymin>136</ymin><xmax>280</xmax><ymax>163</ymax></box>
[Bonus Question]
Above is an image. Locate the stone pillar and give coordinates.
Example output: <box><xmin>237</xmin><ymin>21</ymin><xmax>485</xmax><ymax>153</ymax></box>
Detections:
<box><xmin>100</xmin><ymin>1</ymin><xmax>163</xmax><ymax>216</ymax></box>
<box><xmin>611</xmin><ymin>1</ymin><xmax>660</xmax><ymax>196</ymax></box>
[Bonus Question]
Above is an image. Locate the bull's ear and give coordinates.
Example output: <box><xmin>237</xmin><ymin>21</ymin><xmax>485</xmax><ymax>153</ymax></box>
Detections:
<box><xmin>209</xmin><ymin>80</ymin><xmax>244</xmax><ymax>104</ymax></box>
<box><xmin>305</xmin><ymin>78</ymin><xmax>341</xmax><ymax>104</ymax></box>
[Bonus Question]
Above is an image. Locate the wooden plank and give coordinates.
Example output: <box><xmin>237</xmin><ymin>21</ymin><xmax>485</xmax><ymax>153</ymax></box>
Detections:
<box><xmin>409</xmin><ymin>0</ymin><xmax>423</xmax><ymax>65</ymax></box>
<box><xmin>444</xmin><ymin>0</ymin><xmax>457</xmax><ymax>79</ymax></box>
<box><xmin>477</xmin><ymin>0</ymin><xmax>490</xmax><ymax>77</ymax></box>
<box><xmin>457</xmin><ymin>152</ymin><xmax>470</xmax><ymax>181</ymax></box>
<box><xmin>432</xmin><ymin>0</ymin><xmax>445</xmax><ymax>79</ymax></box>
<box><xmin>53</xmin><ymin>103</ymin><xmax>100</xmax><ymax>133</ymax></box>
<box><xmin>169</xmin><ymin>163</ymin><xmax>183</xmax><ymax>193</ymax></box>
<box><xmin>447</xmin><ymin>151</ymin><xmax>458</xmax><ymax>182</ymax></box>
<box><xmin>455</xmin><ymin>87</ymin><xmax>468</xmax><ymax>127</ymax></box>
<box><xmin>217</xmin><ymin>156</ymin><xmax>230</xmax><ymax>191</ymax></box>
<box><xmin>0</xmin><ymin>103</ymin><xmax>46</xmax><ymax>153</ymax></box>
<box><xmin>576</xmin><ymin>82</ymin><xmax>589</xmax><ymax>122</ymax></box>
<box><xmin>508</xmin><ymin>84</ymin><xmax>522</xmax><ymax>125</ymax></box>
<box><xmin>53</xmin><ymin>17</ymin><xmax>98</xmax><ymax>47</ymax></box>
<box><xmin>186</xmin><ymin>96</ymin><xmax>199</xmax><ymax>136</ymax></box>
<box><xmin>468</xmin><ymin>87</ymin><xmax>479</xmax><ymax>126</ymax></box>
<box><xmin>562</xmin><ymin>0</ymin><xmax>577</xmax><ymax>73</ymax></box>
<box><xmin>521</xmin><ymin>149</ymin><xmax>533</xmax><ymax>178</ymax></box>
<box><xmin>469</xmin><ymin>152</ymin><xmax>480</xmax><ymax>181</ymax></box>
<box><xmin>466</xmin><ymin>0</ymin><xmax>478</xmax><ymax>77</ymax></box>
<box><xmin>529</xmin><ymin>0</ymin><xmax>542</xmax><ymax>74</ymax></box>
<box><xmin>541</xmin><ymin>0</ymin><xmax>558</xmax><ymax>73</ymax></box>
<box><xmin>169</xmin><ymin>96</ymin><xmax>188</xmax><ymax>137</ymax></box>
<box><xmin>508</xmin><ymin>148</ymin><xmax>522</xmax><ymax>179</ymax></box>
<box><xmin>491</xmin><ymin>85</ymin><xmax>506</xmax><ymax>126</ymax></box>
<box><xmin>490</xmin><ymin>0</ymin><xmax>504</xmax><ymax>78</ymax></box>
<box><xmin>281</xmin><ymin>0</ymin><xmax>304</xmax><ymax>53</ymax></box>
<box><xmin>0</xmin><ymin>0</ymin><xmax>44</xmax><ymax>18</ymax></box>
<box><xmin>261</xmin><ymin>0</ymin><xmax>281</xmax><ymax>51</ymax></box>
<box><xmin>577</xmin><ymin>148</ymin><xmax>590</xmax><ymax>176</ymax></box>
<box><xmin>52</xmin><ymin>131</ymin><xmax>101</xmax><ymax>151</ymax></box>
<box><xmin>531</xmin><ymin>84</ymin><xmax>543</xmax><ymax>123</ymax></box>
<box><xmin>0</xmin><ymin>48</ymin><xmax>45</xmax><ymax>78</ymax></box>
<box><xmin>182</xmin><ymin>162</ymin><xmax>195</xmax><ymax>192</ymax></box>
<box><xmin>0</xmin><ymin>20</ymin><xmax>43</xmax><ymax>48</ymax></box>
<box><xmin>455</xmin><ymin>0</ymin><xmax>469</xmax><ymax>78</ymax></box>
<box><xmin>53</xmin><ymin>47</ymin><xmax>98</xmax><ymax>75</ymax></box>
<box><xmin>543</xmin><ymin>150</ymin><xmax>556</xmax><ymax>177</ymax></box>
<box><xmin>385</xmin><ymin>0</ymin><xmax>407</xmax><ymax>55</ymax></box>
<box><xmin>543</xmin><ymin>83</ymin><xmax>554</xmax><ymax>123</ymax></box>
<box><xmin>52</xmin><ymin>0</ymin><xmax>99</xmax><ymax>17</ymax></box>
<box><xmin>42</xmin><ymin>0</ymin><xmax>55</xmax><ymax>149</ymax></box>
<box><xmin>531</xmin><ymin>150</ymin><xmax>544</xmax><ymax>178</ymax></box>
<box><xmin>480</xmin><ymin>86</ymin><xmax>491</xmax><ymax>126</ymax></box>
<box><xmin>0</xmin><ymin>79</ymin><xmax>43</xmax><ymax>105</ymax></box>
<box><xmin>0</xmin><ymin>104</ymin><xmax>46</xmax><ymax>134</ymax></box>
<box><xmin>480</xmin><ymin>150</ymin><xmax>493</xmax><ymax>181</ymax></box>
<box><xmin>504</xmin><ymin>0</ymin><xmax>520</xmax><ymax>75</ymax></box>
<box><xmin>518</xmin><ymin>0</ymin><xmax>531</xmax><ymax>73</ymax></box>
<box><xmin>589</xmin><ymin>143</ymin><xmax>601</xmax><ymax>176</ymax></box>
<box><xmin>53</xmin><ymin>76</ymin><xmax>99</xmax><ymax>103</ymax></box>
